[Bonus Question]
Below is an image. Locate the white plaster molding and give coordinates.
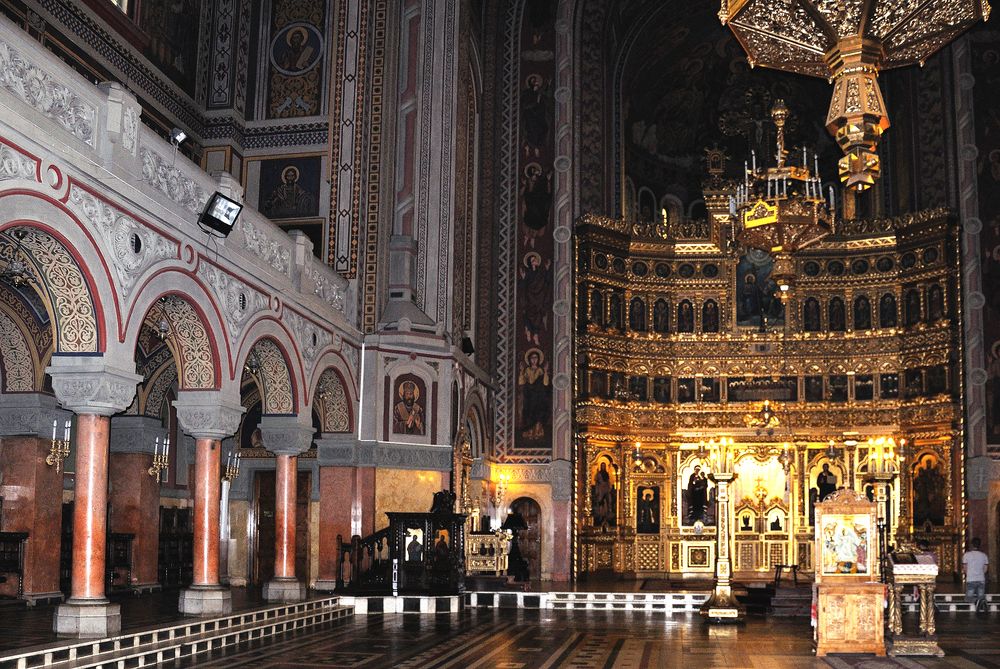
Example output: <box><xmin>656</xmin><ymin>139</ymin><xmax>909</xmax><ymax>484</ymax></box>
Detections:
<box><xmin>66</xmin><ymin>184</ymin><xmax>176</xmax><ymax>298</ymax></box>
<box><xmin>0</xmin><ymin>41</ymin><xmax>95</xmax><ymax>145</ymax></box>
<box><xmin>285</xmin><ymin>310</ymin><xmax>331</xmax><ymax>375</ymax></box>
<box><xmin>196</xmin><ymin>262</ymin><xmax>269</xmax><ymax>344</ymax></box>
<box><xmin>237</xmin><ymin>218</ymin><xmax>290</xmax><ymax>276</ymax></box>
<box><xmin>139</xmin><ymin>145</ymin><xmax>209</xmax><ymax>214</ymax></box>
<box><xmin>306</xmin><ymin>263</ymin><xmax>347</xmax><ymax>314</ymax></box>
<box><xmin>0</xmin><ymin>143</ymin><xmax>38</xmax><ymax>181</ymax></box>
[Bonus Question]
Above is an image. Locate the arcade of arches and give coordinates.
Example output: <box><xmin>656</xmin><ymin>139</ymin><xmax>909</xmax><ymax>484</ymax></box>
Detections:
<box><xmin>0</xmin><ymin>0</ymin><xmax>997</xmax><ymax>653</ymax></box>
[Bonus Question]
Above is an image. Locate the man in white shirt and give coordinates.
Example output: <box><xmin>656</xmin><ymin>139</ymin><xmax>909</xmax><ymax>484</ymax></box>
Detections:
<box><xmin>963</xmin><ymin>537</ymin><xmax>989</xmax><ymax>611</ymax></box>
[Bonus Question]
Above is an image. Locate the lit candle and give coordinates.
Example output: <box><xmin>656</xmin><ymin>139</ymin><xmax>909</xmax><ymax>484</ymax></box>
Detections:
<box><xmin>164</xmin><ymin>436</ymin><xmax>170</xmax><ymax>458</ymax></box>
<box><xmin>751</xmin><ymin>150</ymin><xmax>757</xmax><ymax>172</ymax></box>
<box><xmin>814</xmin><ymin>153</ymin><xmax>820</xmax><ymax>177</ymax></box>
<box><xmin>154</xmin><ymin>436</ymin><xmax>160</xmax><ymax>457</ymax></box>
<box><xmin>64</xmin><ymin>419</ymin><xmax>70</xmax><ymax>442</ymax></box>
<box><xmin>52</xmin><ymin>419</ymin><xmax>57</xmax><ymax>441</ymax></box>
<box><xmin>802</xmin><ymin>146</ymin><xmax>807</xmax><ymax>167</ymax></box>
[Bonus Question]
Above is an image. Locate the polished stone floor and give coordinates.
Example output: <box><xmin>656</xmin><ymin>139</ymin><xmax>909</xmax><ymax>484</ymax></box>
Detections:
<box><xmin>166</xmin><ymin>609</ymin><xmax>1000</xmax><ymax>669</ymax></box>
<box><xmin>0</xmin><ymin>588</ymin><xmax>266</xmax><ymax>651</ymax></box>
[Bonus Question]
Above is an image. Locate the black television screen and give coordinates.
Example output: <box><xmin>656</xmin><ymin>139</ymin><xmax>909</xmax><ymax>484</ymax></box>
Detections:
<box><xmin>198</xmin><ymin>192</ymin><xmax>243</xmax><ymax>236</ymax></box>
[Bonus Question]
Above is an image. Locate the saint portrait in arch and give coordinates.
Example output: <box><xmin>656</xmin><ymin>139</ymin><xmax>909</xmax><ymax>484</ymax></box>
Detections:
<box><xmin>392</xmin><ymin>375</ymin><xmax>426</xmax><ymax>435</ymax></box>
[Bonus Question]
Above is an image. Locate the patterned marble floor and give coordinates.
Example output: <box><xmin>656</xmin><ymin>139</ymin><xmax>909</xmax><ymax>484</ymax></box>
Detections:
<box><xmin>165</xmin><ymin>609</ymin><xmax>1000</xmax><ymax>669</ymax></box>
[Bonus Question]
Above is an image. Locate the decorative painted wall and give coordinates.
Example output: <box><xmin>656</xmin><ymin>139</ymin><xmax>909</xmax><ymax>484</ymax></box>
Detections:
<box><xmin>620</xmin><ymin>1</ymin><xmax>838</xmax><ymax>220</ymax></box>
<box><xmin>139</xmin><ymin>0</ymin><xmax>203</xmax><ymax>96</ymax></box>
<box><xmin>265</xmin><ymin>0</ymin><xmax>327</xmax><ymax>119</ymax></box>
<box><xmin>971</xmin><ymin>26</ymin><xmax>1000</xmax><ymax>446</ymax></box>
<box><xmin>513</xmin><ymin>0</ymin><xmax>556</xmax><ymax>455</ymax></box>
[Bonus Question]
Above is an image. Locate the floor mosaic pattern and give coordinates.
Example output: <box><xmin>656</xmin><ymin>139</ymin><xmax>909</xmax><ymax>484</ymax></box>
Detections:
<box><xmin>163</xmin><ymin>609</ymin><xmax>1000</xmax><ymax>669</ymax></box>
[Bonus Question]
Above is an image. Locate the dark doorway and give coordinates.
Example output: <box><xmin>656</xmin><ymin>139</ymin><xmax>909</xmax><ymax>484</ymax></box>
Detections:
<box><xmin>509</xmin><ymin>497</ymin><xmax>542</xmax><ymax>581</ymax></box>
<box><xmin>251</xmin><ymin>469</ymin><xmax>311</xmax><ymax>586</ymax></box>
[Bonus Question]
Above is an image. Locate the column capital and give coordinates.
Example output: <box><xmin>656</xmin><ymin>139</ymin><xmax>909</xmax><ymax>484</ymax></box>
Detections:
<box><xmin>173</xmin><ymin>391</ymin><xmax>245</xmax><ymax>440</ymax></box>
<box><xmin>109</xmin><ymin>415</ymin><xmax>167</xmax><ymax>454</ymax></box>
<box><xmin>0</xmin><ymin>392</ymin><xmax>71</xmax><ymax>437</ymax></box>
<box><xmin>259</xmin><ymin>415</ymin><xmax>314</xmax><ymax>456</ymax></box>
<box><xmin>46</xmin><ymin>357</ymin><xmax>141</xmax><ymax>416</ymax></box>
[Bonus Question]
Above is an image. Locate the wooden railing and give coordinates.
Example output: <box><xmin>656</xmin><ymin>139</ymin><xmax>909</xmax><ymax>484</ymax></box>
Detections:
<box><xmin>336</xmin><ymin>528</ymin><xmax>391</xmax><ymax>593</ymax></box>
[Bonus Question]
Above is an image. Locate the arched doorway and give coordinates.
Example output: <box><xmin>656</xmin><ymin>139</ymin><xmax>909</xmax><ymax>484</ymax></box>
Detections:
<box><xmin>509</xmin><ymin>497</ymin><xmax>541</xmax><ymax>581</ymax></box>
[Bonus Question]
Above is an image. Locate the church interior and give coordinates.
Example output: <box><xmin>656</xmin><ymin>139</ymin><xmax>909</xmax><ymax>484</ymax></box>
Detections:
<box><xmin>0</xmin><ymin>0</ymin><xmax>999</xmax><ymax>666</ymax></box>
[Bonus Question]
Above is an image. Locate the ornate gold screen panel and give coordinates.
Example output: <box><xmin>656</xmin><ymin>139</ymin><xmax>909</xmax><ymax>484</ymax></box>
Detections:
<box><xmin>574</xmin><ymin>186</ymin><xmax>962</xmax><ymax>578</ymax></box>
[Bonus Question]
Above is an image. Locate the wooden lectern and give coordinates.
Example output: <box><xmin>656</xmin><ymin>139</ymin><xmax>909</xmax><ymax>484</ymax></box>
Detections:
<box><xmin>814</xmin><ymin>489</ymin><xmax>885</xmax><ymax>657</ymax></box>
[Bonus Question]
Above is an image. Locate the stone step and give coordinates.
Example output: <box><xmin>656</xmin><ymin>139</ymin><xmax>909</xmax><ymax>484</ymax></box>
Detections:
<box><xmin>0</xmin><ymin>597</ymin><xmax>351</xmax><ymax>669</ymax></box>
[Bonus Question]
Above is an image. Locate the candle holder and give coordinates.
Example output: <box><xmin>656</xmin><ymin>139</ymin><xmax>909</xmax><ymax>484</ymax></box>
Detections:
<box><xmin>223</xmin><ymin>449</ymin><xmax>241</xmax><ymax>482</ymax></box>
<box><xmin>864</xmin><ymin>436</ymin><xmax>904</xmax><ymax>581</ymax></box>
<box><xmin>148</xmin><ymin>436</ymin><xmax>170</xmax><ymax>483</ymax></box>
<box><xmin>45</xmin><ymin>419</ymin><xmax>72</xmax><ymax>473</ymax></box>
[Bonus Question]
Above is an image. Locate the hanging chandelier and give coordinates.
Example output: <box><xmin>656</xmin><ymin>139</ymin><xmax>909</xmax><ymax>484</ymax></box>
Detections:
<box><xmin>720</xmin><ymin>0</ymin><xmax>991</xmax><ymax>191</ymax></box>
<box><xmin>732</xmin><ymin>99</ymin><xmax>834</xmax><ymax>297</ymax></box>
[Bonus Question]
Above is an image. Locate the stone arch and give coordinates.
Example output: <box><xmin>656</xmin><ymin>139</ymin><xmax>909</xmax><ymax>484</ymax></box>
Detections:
<box><xmin>237</xmin><ymin>312</ymin><xmax>304</xmax><ymax>397</ymax></box>
<box><xmin>463</xmin><ymin>388</ymin><xmax>490</xmax><ymax>459</ymax></box>
<box><xmin>244</xmin><ymin>336</ymin><xmax>297</xmax><ymax>415</ymax></box>
<box><xmin>123</xmin><ymin>271</ymin><xmax>227</xmax><ymax>391</ymax></box>
<box><xmin>141</xmin><ymin>358</ymin><xmax>177</xmax><ymax>418</ymax></box>
<box><xmin>0</xmin><ymin>304</ymin><xmax>37</xmax><ymax>392</ymax></box>
<box><xmin>139</xmin><ymin>296</ymin><xmax>217</xmax><ymax>391</ymax></box>
<box><xmin>0</xmin><ymin>220</ymin><xmax>106</xmax><ymax>353</ymax></box>
<box><xmin>313</xmin><ymin>367</ymin><xmax>352</xmax><ymax>433</ymax></box>
<box><xmin>0</xmin><ymin>281</ymin><xmax>51</xmax><ymax>393</ymax></box>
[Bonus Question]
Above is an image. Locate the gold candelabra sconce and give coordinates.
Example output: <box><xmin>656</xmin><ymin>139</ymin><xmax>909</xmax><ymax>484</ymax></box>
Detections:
<box><xmin>46</xmin><ymin>418</ymin><xmax>71</xmax><ymax>473</ymax></box>
<box><xmin>148</xmin><ymin>435</ymin><xmax>170</xmax><ymax>483</ymax></box>
<box><xmin>866</xmin><ymin>436</ymin><xmax>903</xmax><ymax>479</ymax></box>
<box><xmin>697</xmin><ymin>436</ymin><xmax>737</xmax><ymax>475</ymax></box>
<box><xmin>778</xmin><ymin>442</ymin><xmax>793</xmax><ymax>475</ymax></box>
<box><xmin>223</xmin><ymin>448</ymin><xmax>241</xmax><ymax>482</ymax></box>
<box><xmin>864</xmin><ymin>435</ymin><xmax>905</xmax><ymax>580</ymax></box>
<box><xmin>488</xmin><ymin>472</ymin><xmax>511</xmax><ymax>510</ymax></box>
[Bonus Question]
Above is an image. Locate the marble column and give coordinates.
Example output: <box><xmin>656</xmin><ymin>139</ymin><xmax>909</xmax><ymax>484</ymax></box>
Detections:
<box><xmin>48</xmin><ymin>361</ymin><xmax>141</xmax><ymax>637</ymax></box>
<box><xmin>315</xmin><ymin>466</ymin><xmax>353</xmax><ymax>591</ymax></box>
<box><xmin>174</xmin><ymin>392</ymin><xmax>244</xmax><ymax>616</ymax></box>
<box><xmin>109</xmin><ymin>416</ymin><xmax>167</xmax><ymax>593</ymax></box>
<box><xmin>0</xmin><ymin>394</ymin><xmax>71</xmax><ymax>603</ymax></box>
<box><xmin>314</xmin><ymin>435</ymin><xmax>376</xmax><ymax>591</ymax></box>
<box><xmin>260</xmin><ymin>416</ymin><xmax>314</xmax><ymax>602</ymax></box>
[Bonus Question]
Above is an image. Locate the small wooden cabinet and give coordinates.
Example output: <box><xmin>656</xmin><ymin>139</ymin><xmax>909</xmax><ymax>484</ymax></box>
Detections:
<box><xmin>816</xmin><ymin>582</ymin><xmax>885</xmax><ymax>656</ymax></box>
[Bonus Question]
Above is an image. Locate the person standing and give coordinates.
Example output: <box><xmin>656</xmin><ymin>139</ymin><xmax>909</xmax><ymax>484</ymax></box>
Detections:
<box><xmin>963</xmin><ymin>537</ymin><xmax>990</xmax><ymax>612</ymax></box>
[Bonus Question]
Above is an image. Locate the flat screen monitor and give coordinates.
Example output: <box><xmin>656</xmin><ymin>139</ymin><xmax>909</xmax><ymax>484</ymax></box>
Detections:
<box><xmin>198</xmin><ymin>192</ymin><xmax>243</xmax><ymax>237</ymax></box>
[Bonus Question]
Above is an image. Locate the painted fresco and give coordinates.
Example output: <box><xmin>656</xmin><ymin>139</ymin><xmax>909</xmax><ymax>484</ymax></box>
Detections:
<box><xmin>735</xmin><ymin>250</ymin><xmax>784</xmax><ymax>327</ymax></box>
<box><xmin>392</xmin><ymin>374</ymin><xmax>427</xmax><ymax>436</ymax></box>
<box><xmin>514</xmin><ymin>0</ymin><xmax>555</xmax><ymax>452</ymax></box>
<box><xmin>267</xmin><ymin>0</ymin><xmax>326</xmax><ymax>118</ymax></box>
<box><xmin>139</xmin><ymin>0</ymin><xmax>202</xmax><ymax>95</ymax></box>
<box><xmin>258</xmin><ymin>156</ymin><xmax>322</xmax><ymax>220</ymax></box>
<box><xmin>622</xmin><ymin>2</ymin><xmax>837</xmax><ymax>219</ymax></box>
<box><xmin>972</xmin><ymin>26</ymin><xmax>1000</xmax><ymax>445</ymax></box>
